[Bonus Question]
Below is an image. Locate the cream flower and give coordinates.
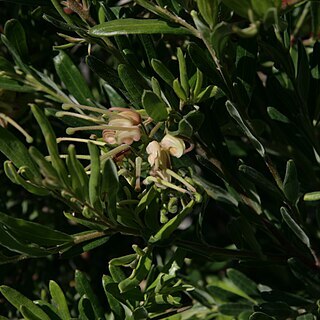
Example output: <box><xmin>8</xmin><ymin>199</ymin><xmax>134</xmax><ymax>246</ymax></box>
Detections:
<box><xmin>116</xmin><ymin>128</ymin><xmax>141</xmax><ymax>145</ymax></box>
<box><xmin>146</xmin><ymin>141</ymin><xmax>161</xmax><ymax>168</ymax></box>
<box><xmin>109</xmin><ymin>107</ymin><xmax>141</xmax><ymax>125</ymax></box>
<box><xmin>160</xmin><ymin>134</ymin><xmax>185</xmax><ymax>158</ymax></box>
<box><xmin>102</xmin><ymin>109</ymin><xmax>141</xmax><ymax>145</ymax></box>
<box><xmin>146</xmin><ymin>140</ymin><xmax>171</xmax><ymax>183</ymax></box>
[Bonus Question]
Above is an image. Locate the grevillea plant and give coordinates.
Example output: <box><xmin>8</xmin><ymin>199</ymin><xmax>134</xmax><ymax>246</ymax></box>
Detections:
<box><xmin>1</xmin><ymin>0</ymin><xmax>320</xmax><ymax>319</ymax></box>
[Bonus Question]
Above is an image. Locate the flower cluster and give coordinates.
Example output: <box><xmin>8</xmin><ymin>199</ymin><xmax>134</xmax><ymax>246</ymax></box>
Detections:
<box><xmin>146</xmin><ymin>134</ymin><xmax>186</xmax><ymax>183</ymax></box>
<box><xmin>102</xmin><ymin>108</ymin><xmax>141</xmax><ymax>146</ymax></box>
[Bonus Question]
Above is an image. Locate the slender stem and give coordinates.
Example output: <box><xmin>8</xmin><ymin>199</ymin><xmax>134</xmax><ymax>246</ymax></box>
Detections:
<box><xmin>144</xmin><ymin>176</ymin><xmax>190</xmax><ymax>194</ymax></box>
<box><xmin>135</xmin><ymin>156</ymin><xmax>142</xmax><ymax>192</ymax></box>
<box><xmin>165</xmin><ymin>169</ymin><xmax>197</xmax><ymax>193</ymax></box>
<box><xmin>201</xmin><ymin>36</ymin><xmax>235</xmax><ymax>99</ymax></box>
<box><xmin>84</xmin><ymin>144</ymin><xmax>130</xmax><ymax>171</ymax></box>
<box><xmin>158</xmin><ymin>7</ymin><xmax>200</xmax><ymax>37</ymax></box>
<box><xmin>63</xmin><ymin>103</ymin><xmax>111</xmax><ymax>114</ymax></box>
<box><xmin>264</xmin><ymin>155</ymin><xmax>284</xmax><ymax>191</ymax></box>
<box><xmin>0</xmin><ymin>114</ymin><xmax>33</xmax><ymax>143</ymax></box>
<box><xmin>73</xmin><ymin>231</ymin><xmax>106</xmax><ymax>244</ymax></box>
<box><xmin>56</xmin><ymin>111</ymin><xmax>106</xmax><ymax>123</ymax></box>
<box><xmin>57</xmin><ymin>137</ymin><xmax>106</xmax><ymax>146</ymax></box>
<box><xmin>149</xmin><ymin>122</ymin><xmax>163</xmax><ymax>138</ymax></box>
<box><xmin>45</xmin><ymin>154</ymin><xmax>91</xmax><ymax>160</ymax></box>
<box><xmin>66</xmin><ymin>125</ymin><xmax>139</xmax><ymax>135</ymax></box>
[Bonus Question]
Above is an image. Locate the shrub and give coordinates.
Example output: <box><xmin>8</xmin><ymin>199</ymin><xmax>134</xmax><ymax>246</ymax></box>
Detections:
<box><xmin>0</xmin><ymin>0</ymin><xmax>320</xmax><ymax>319</ymax></box>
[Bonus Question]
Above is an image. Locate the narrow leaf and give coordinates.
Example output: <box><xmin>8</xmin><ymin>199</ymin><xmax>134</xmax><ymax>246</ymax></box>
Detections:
<box><xmin>33</xmin><ymin>301</ymin><xmax>60</xmax><ymax>320</ymax></box>
<box><xmin>303</xmin><ymin>191</ymin><xmax>320</xmax><ymax>201</ymax></box>
<box><xmin>61</xmin><ymin>236</ymin><xmax>109</xmax><ymax>259</ymax></box>
<box><xmin>267</xmin><ymin>107</ymin><xmax>290</xmax><ymax>123</ymax></box>
<box><xmin>4</xmin><ymin>161</ymin><xmax>49</xmax><ymax>196</ymax></box>
<box><xmin>102</xmin><ymin>158</ymin><xmax>119</xmax><ymax>223</ymax></box>
<box><xmin>0</xmin><ymin>126</ymin><xmax>40</xmax><ymax>181</ymax></box>
<box><xmin>0</xmin><ymin>223</ymin><xmax>50</xmax><ymax>257</ymax></box>
<box><xmin>297</xmin><ymin>40</ymin><xmax>310</xmax><ymax>102</ymax></box>
<box><xmin>118</xmin><ymin>64</ymin><xmax>146</xmax><ymax>107</ymax></box>
<box><xmin>75</xmin><ymin>270</ymin><xmax>105</xmax><ymax>319</ymax></box>
<box><xmin>31</xmin><ymin>104</ymin><xmax>69</xmax><ymax>187</ymax></box>
<box><xmin>0</xmin><ymin>77</ymin><xmax>34</xmax><ymax>92</ymax></box>
<box><xmin>54</xmin><ymin>51</ymin><xmax>94</xmax><ymax>105</ymax></box>
<box><xmin>20</xmin><ymin>305</ymin><xmax>43</xmax><ymax>320</ymax></box>
<box><xmin>142</xmin><ymin>90</ymin><xmax>168</xmax><ymax>121</ymax></box>
<box><xmin>78</xmin><ymin>296</ymin><xmax>95</xmax><ymax>320</ymax></box>
<box><xmin>173</xmin><ymin>79</ymin><xmax>187</xmax><ymax>101</ymax></box>
<box><xmin>110</xmin><ymin>254</ymin><xmax>137</xmax><ymax>266</ymax></box>
<box><xmin>192</xmin><ymin>175</ymin><xmax>238</xmax><ymax>206</ymax></box>
<box><xmin>227</xmin><ymin>269</ymin><xmax>259</xmax><ymax>296</ymax></box>
<box><xmin>118</xmin><ymin>248</ymin><xmax>153</xmax><ymax>292</ymax></box>
<box><xmin>151</xmin><ymin>58</ymin><xmax>175</xmax><ymax>86</ymax></box>
<box><xmin>89</xmin><ymin>19</ymin><xmax>192</xmax><ymax>36</ymax></box>
<box><xmin>283</xmin><ymin>160</ymin><xmax>299</xmax><ymax>203</ymax></box>
<box><xmin>1</xmin><ymin>35</ymin><xmax>30</xmax><ymax>74</ymax></box>
<box><xmin>226</xmin><ymin>101</ymin><xmax>265</xmax><ymax>157</ymax></box>
<box><xmin>66</xmin><ymin>145</ymin><xmax>89</xmax><ymax>201</ymax></box>
<box><xmin>49</xmin><ymin>281</ymin><xmax>71</xmax><ymax>320</ymax></box>
<box><xmin>4</xmin><ymin>19</ymin><xmax>28</xmax><ymax>61</ymax></box>
<box><xmin>197</xmin><ymin>0</ymin><xmax>218</xmax><ymax>28</ymax></box>
<box><xmin>0</xmin><ymin>286</ymin><xmax>50</xmax><ymax>320</ymax></box>
<box><xmin>297</xmin><ymin>314</ymin><xmax>316</xmax><ymax>320</ymax></box>
<box><xmin>86</xmin><ymin>55</ymin><xmax>124</xmax><ymax>89</ymax></box>
<box><xmin>177</xmin><ymin>48</ymin><xmax>189</xmax><ymax>95</ymax></box>
<box><xmin>0</xmin><ymin>211</ymin><xmax>72</xmax><ymax>246</ymax></box>
<box><xmin>88</xmin><ymin>143</ymin><xmax>102</xmax><ymax>212</ymax></box>
<box><xmin>102</xmin><ymin>275</ymin><xmax>125</xmax><ymax>320</ymax></box>
<box><xmin>280</xmin><ymin>207</ymin><xmax>310</xmax><ymax>248</ymax></box>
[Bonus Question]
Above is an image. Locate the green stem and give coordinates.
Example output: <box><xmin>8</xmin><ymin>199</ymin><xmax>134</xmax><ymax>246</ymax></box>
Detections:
<box><xmin>56</xmin><ymin>111</ymin><xmax>106</xmax><ymax>123</ymax></box>
<box><xmin>73</xmin><ymin>231</ymin><xmax>106</xmax><ymax>244</ymax></box>
<box><xmin>201</xmin><ymin>36</ymin><xmax>235</xmax><ymax>99</ymax></box>
<box><xmin>264</xmin><ymin>155</ymin><xmax>284</xmax><ymax>191</ymax></box>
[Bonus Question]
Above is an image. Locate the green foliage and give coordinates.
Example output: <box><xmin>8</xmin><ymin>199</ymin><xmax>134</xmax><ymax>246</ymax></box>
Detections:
<box><xmin>1</xmin><ymin>0</ymin><xmax>320</xmax><ymax>319</ymax></box>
